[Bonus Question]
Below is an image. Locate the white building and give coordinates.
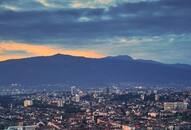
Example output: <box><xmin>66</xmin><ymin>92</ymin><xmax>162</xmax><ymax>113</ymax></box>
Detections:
<box><xmin>24</xmin><ymin>100</ymin><xmax>33</xmax><ymax>107</ymax></box>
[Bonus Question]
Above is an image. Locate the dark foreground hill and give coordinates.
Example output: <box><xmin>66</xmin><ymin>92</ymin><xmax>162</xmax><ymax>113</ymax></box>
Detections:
<box><xmin>0</xmin><ymin>54</ymin><xmax>191</xmax><ymax>87</ymax></box>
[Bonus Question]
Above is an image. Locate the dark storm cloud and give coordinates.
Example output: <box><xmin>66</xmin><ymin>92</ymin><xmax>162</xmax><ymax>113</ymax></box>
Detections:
<box><xmin>0</xmin><ymin>0</ymin><xmax>191</xmax><ymax>64</ymax></box>
<box><xmin>0</xmin><ymin>0</ymin><xmax>190</xmax><ymax>44</ymax></box>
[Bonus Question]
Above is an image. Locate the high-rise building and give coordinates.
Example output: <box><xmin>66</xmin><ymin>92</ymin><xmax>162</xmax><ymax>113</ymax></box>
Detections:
<box><xmin>141</xmin><ymin>94</ymin><xmax>145</xmax><ymax>101</ymax></box>
<box><xmin>71</xmin><ymin>86</ymin><xmax>77</xmax><ymax>95</ymax></box>
<box><xmin>155</xmin><ymin>94</ymin><xmax>159</xmax><ymax>101</ymax></box>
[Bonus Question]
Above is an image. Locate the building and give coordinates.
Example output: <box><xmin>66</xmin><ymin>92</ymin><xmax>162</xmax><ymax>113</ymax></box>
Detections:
<box><xmin>7</xmin><ymin>125</ymin><xmax>36</xmax><ymax>130</ymax></box>
<box><xmin>164</xmin><ymin>102</ymin><xmax>188</xmax><ymax>111</ymax></box>
<box><xmin>141</xmin><ymin>94</ymin><xmax>145</xmax><ymax>101</ymax></box>
<box><xmin>72</xmin><ymin>94</ymin><xmax>80</xmax><ymax>102</ymax></box>
<box><xmin>155</xmin><ymin>94</ymin><xmax>159</xmax><ymax>101</ymax></box>
<box><xmin>148</xmin><ymin>112</ymin><xmax>158</xmax><ymax>118</ymax></box>
<box><xmin>57</xmin><ymin>99</ymin><xmax>64</xmax><ymax>107</ymax></box>
<box><xmin>24</xmin><ymin>100</ymin><xmax>33</xmax><ymax>107</ymax></box>
<box><xmin>71</xmin><ymin>86</ymin><xmax>77</xmax><ymax>95</ymax></box>
<box><xmin>122</xmin><ymin>125</ymin><xmax>135</xmax><ymax>130</ymax></box>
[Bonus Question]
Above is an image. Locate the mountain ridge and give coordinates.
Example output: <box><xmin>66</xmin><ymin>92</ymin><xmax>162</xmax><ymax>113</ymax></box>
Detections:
<box><xmin>0</xmin><ymin>54</ymin><xmax>191</xmax><ymax>87</ymax></box>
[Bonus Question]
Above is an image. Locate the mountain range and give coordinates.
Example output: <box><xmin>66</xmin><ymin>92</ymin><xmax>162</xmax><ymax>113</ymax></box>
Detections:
<box><xmin>0</xmin><ymin>54</ymin><xmax>191</xmax><ymax>88</ymax></box>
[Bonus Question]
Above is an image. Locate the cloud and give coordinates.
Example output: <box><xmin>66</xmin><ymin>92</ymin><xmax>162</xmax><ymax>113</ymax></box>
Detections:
<box><xmin>37</xmin><ymin>0</ymin><xmax>63</xmax><ymax>8</ymax></box>
<box><xmin>37</xmin><ymin>0</ymin><xmax>54</xmax><ymax>7</ymax></box>
<box><xmin>1</xmin><ymin>5</ymin><xmax>20</xmax><ymax>11</ymax></box>
<box><xmin>0</xmin><ymin>0</ymin><xmax>191</xmax><ymax>64</ymax></box>
<box><xmin>0</xmin><ymin>0</ymin><xmax>191</xmax><ymax>44</ymax></box>
<box><xmin>86</xmin><ymin>34</ymin><xmax>191</xmax><ymax>64</ymax></box>
<box><xmin>78</xmin><ymin>16</ymin><xmax>93</xmax><ymax>22</ymax></box>
<box><xmin>0</xmin><ymin>41</ymin><xmax>104</xmax><ymax>61</ymax></box>
<box><xmin>0</xmin><ymin>0</ymin><xmax>159</xmax><ymax>11</ymax></box>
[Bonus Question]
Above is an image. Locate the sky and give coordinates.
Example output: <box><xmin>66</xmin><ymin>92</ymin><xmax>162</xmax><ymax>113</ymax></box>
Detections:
<box><xmin>0</xmin><ymin>0</ymin><xmax>191</xmax><ymax>64</ymax></box>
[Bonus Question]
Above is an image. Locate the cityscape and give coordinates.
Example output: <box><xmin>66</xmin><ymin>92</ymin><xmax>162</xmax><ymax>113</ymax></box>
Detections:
<box><xmin>0</xmin><ymin>85</ymin><xmax>191</xmax><ymax>130</ymax></box>
<box><xmin>0</xmin><ymin>0</ymin><xmax>191</xmax><ymax>130</ymax></box>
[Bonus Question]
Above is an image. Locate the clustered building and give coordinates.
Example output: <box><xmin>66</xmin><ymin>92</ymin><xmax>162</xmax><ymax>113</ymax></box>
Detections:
<box><xmin>0</xmin><ymin>86</ymin><xmax>190</xmax><ymax>130</ymax></box>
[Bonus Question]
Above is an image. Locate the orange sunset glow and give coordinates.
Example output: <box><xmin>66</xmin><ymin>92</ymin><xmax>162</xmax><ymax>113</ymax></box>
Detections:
<box><xmin>0</xmin><ymin>42</ymin><xmax>105</xmax><ymax>61</ymax></box>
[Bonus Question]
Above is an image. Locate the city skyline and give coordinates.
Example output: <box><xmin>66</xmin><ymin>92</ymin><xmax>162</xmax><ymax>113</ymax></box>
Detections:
<box><xmin>0</xmin><ymin>0</ymin><xmax>191</xmax><ymax>64</ymax></box>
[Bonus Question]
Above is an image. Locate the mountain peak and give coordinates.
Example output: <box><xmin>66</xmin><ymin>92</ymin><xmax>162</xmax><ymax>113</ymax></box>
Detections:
<box><xmin>50</xmin><ymin>53</ymin><xmax>76</xmax><ymax>58</ymax></box>
<box><xmin>105</xmin><ymin>55</ymin><xmax>133</xmax><ymax>61</ymax></box>
<box><xmin>51</xmin><ymin>53</ymin><xmax>88</xmax><ymax>59</ymax></box>
<box><xmin>52</xmin><ymin>53</ymin><xmax>64</xmax><ymax>57</ymax></box>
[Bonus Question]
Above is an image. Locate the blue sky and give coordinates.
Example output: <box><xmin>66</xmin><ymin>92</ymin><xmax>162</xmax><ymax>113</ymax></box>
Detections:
<box><xmin>0</xmin><ymin>0</ymin><xmax>191</xmax><ymax>64</ymax></box>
